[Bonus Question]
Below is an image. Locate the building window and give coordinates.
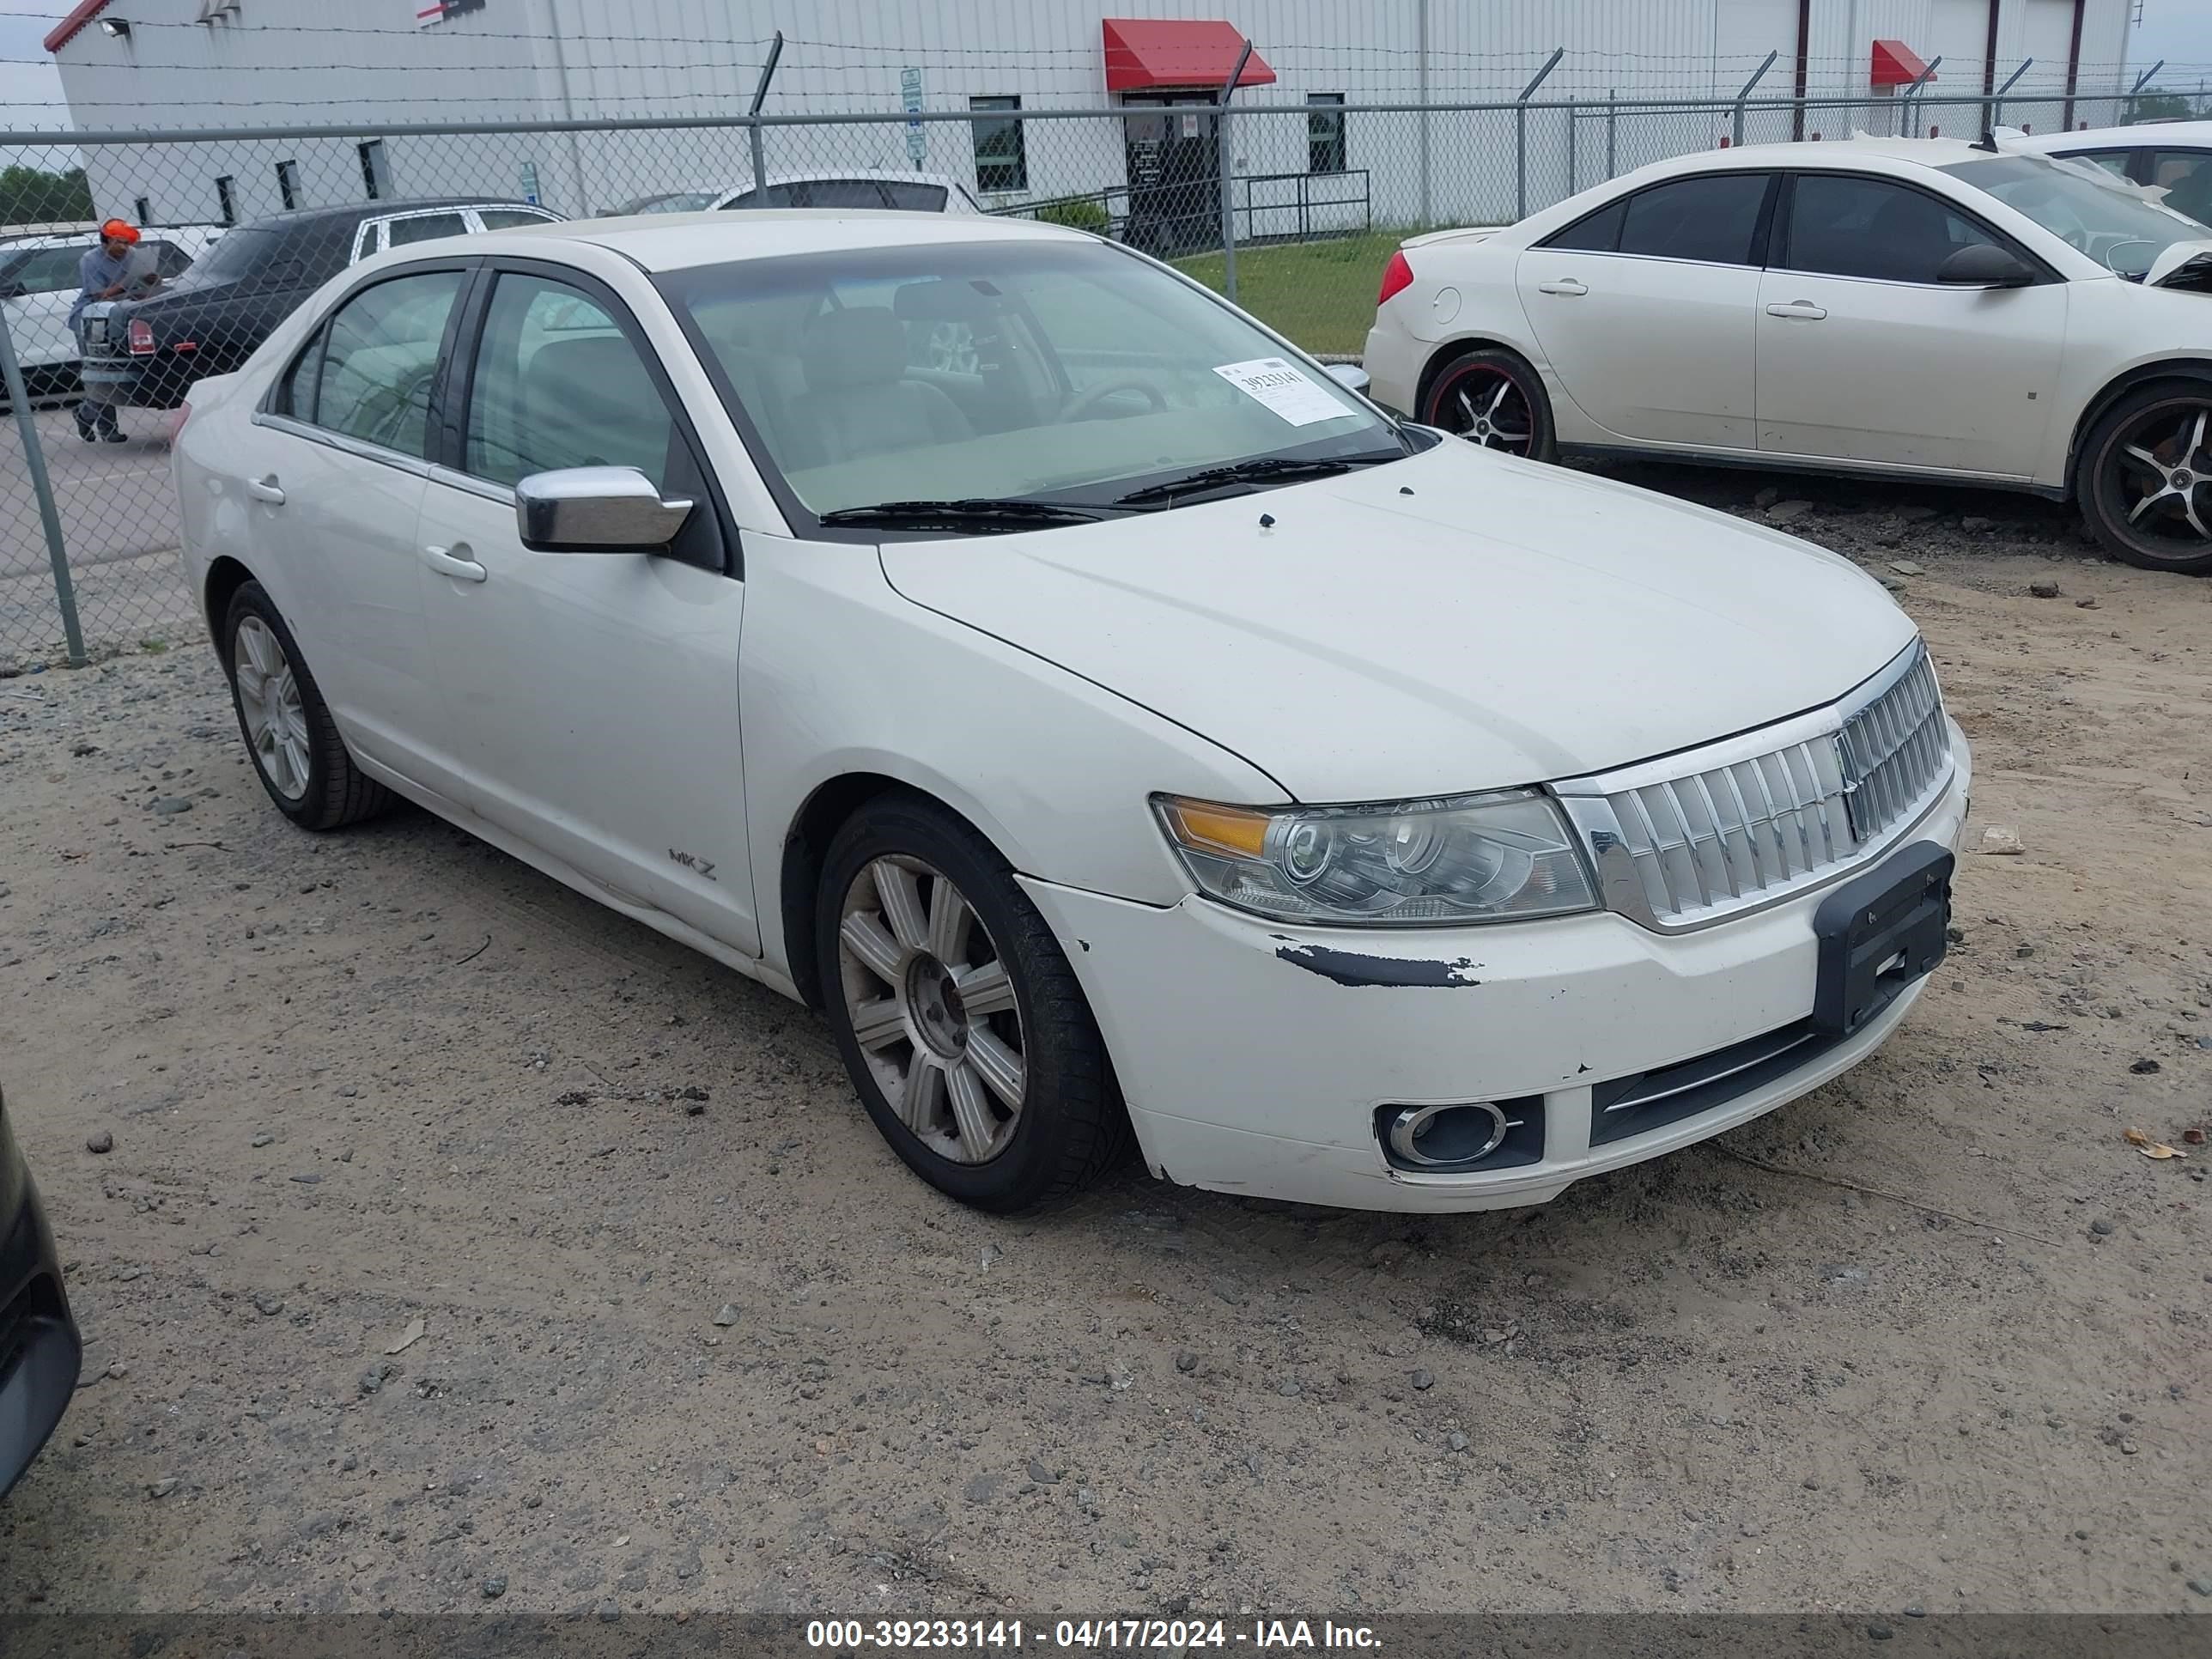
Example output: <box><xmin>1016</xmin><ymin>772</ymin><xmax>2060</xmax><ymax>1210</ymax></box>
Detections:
<box><xmin>276</xmin><ymin>159</ymin><xmax>301</xmax><ymax>210</ymax></box>
<box><xmin>132</xmin><ymin>194</ymin><xmax>152</xmax><ymax>225</ymax></box>
<box><xmin>970</xmin><ymin>96</ymin><xmax>1028</xmax><ymax>194</ymax></box>
<box><xmin>1308</xmin><ymin>94</ymin><xmax>1346</xmax><ymax>174</ymax></box>
<box><xmin>358</xmin><ymin>140</ymin><xmax>391</xmax><ymax>201</ymax></box>
<box><xmin>215</xmin><ymin>175</ymin><xmax>238</xmax><ymax>225</ymax></box>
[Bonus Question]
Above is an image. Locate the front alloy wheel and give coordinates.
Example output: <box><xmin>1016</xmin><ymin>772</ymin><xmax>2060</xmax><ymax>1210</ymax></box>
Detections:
<box><xmin>836</xmin><ymin>854</ymin><xmax>1026</xmax><ymax>1166</ymax></box>
<box><xmin>2080</xmin><ymin>386</ymin><xmax>2212</xmax><ymax>574</ymax></box>
<box><xmin>815</xmin><ymin>794</ymin><xmax>1131</xmax><ymax>1212</ymax></box>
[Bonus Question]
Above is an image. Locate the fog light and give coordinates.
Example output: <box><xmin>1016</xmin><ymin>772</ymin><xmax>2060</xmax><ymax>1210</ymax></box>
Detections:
<box><xmin>1387</xmin><ymin>1101</ymin><xmax>1513</xmax><ymax>1167</ymax></box>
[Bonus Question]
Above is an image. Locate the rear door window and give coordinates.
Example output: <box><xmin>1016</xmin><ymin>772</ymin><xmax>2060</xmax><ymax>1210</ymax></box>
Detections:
<box><xmin>309</xmin><ymin>270</ymin><xmax>465</xmax><ymax>456</ymax></box>
<box><xmin>383</xmin><ymin>211</ymin><xmax>471</xmax><ymax>248</ymax></box>
<box><xmin>1615</xmin><ymin>174</ymin><xmax>1772</xmax><ymax>265</ymax></box>
<box><xmin>2146</xmin><ymin>149</ymin><xmax>2212</xmax><ymax>223</ymax></box>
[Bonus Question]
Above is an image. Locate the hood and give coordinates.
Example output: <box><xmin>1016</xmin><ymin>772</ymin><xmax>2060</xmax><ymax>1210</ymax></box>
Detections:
<box><xmin>879</xmin><ymin>443</ymin><xmax>1916</xmax><ymax>803</ymax></box>
<box><xmin>2146</xmin><ymin>239</ymin><xmax>2212</xmax><ymax>290</ymax></box>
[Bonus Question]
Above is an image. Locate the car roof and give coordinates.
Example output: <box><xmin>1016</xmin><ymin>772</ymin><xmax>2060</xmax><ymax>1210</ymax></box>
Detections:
<box><xmin>0</xmin><ymin>224</ymin><xmax>224</xmax><ymax>250</ymax></box>
<box><xmin>243</xmin><ymin>198</ymin><xmax>547</xmax><ymax>229</ymax></box>
<box><xmin>1631</xmin><ymin>136</ymin><xmax>1999</xmax><ymax>178</ymax></box>
<box><xmin>514</xmin><ymin>210</ymin><xmax>1085</xmax><ymax>272</ymax></box>
<box><xmin>2010</xmin><ymin>119</ymin><xmax>2212</xmax><ymax>151</ymax></box>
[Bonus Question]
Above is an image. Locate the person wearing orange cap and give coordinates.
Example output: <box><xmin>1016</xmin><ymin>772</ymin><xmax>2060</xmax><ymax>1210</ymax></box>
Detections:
<box><xmin>70</xmin><ymin>219</ymin><xmax>161</xmax><ymax>442</ymax></box>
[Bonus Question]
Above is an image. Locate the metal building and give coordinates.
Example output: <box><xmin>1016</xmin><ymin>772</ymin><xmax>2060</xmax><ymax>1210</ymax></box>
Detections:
<box><xmin>40</xmin><ymin>0</ymin><xmax>2140</xmax><ymax>231</ymax></box>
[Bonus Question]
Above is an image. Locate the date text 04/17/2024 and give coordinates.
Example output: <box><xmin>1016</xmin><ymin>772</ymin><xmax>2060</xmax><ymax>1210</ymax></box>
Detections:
<box><xmin>804</xmin><ymin>1620</ymin><xmax>1382</xmax><ymax>1650</ymax></box>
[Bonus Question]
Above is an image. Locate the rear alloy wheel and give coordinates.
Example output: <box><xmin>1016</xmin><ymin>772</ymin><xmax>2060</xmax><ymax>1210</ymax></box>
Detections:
<box><xmin>2079</xmin><ymin>385</ymin><xmax>2212</xmax><ymax>574</ymax></box>
<box><xmin>222</xmin><ymin>581</ymin><xmax>392</xmax><ymax>830</ymax></box>
<box><xmin>816</xmin><ymin>795</ymin><xmax>1129</xmax><ymax>1212</ymax></box>
<box><xmin>1422</xmin><ymin>348</ymin><xmax>1555</xmax><ymax>462</ymax></box>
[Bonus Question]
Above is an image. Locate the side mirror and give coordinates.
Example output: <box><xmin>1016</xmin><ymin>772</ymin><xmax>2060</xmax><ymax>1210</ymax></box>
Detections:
<box><xmin>1936</xmin><ymin>244</ymin><xmax>2035</xmax><ymax>288</ymax></box>
<box><xmin>1325</xmin><ymin>362</ymin><xmax>1371</xmax><ymax>394</ymax></box>
<box><xmin>514</xmin><ymin>466</ymin><xmax>694</xmax><ymax>552</ymax></box>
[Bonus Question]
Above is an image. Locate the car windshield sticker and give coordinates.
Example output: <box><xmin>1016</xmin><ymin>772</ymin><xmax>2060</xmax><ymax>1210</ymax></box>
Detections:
<box><xmin>1212</xmin><ymin>356</ymin><xmax>1347</xmax><ymax>427</ymax></box>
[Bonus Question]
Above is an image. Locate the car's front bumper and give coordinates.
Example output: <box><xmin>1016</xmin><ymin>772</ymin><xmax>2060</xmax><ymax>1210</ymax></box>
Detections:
<box><xmin>1</xmin><ymin>1095</ymin><xmax>81</xmax><ymax>1500</ymax></box>
<box><xmin>1023</xmin><ymin>725</ymin><xmax>1970</xmax><ymax>1213</ymax></box>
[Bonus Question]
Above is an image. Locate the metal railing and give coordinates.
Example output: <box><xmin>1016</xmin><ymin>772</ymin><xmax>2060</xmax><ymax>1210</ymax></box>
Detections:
<box><xmin>0</xmin><ymin>85</ymin><xmax>2148</xmax><ymax>672</ymax></box>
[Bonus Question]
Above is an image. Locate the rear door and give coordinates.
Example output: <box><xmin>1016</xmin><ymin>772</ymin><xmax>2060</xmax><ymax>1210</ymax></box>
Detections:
<box><xmin>240</xmin><ymin>263</ymin><xmax>477</xmax><ymax>801</ymax></box>
<box><xmin>1753</xmin><ymin>171</ymin><xmax>2066</xmax><ymax>477</ymax></box>
<box><xmin>1514</xmin><ymin>171</ymin><xmax>1776</xmax><ymax>449</ymax></box>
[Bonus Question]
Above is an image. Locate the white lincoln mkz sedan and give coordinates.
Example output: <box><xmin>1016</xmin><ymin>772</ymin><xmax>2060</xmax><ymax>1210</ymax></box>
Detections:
<box><xmin>1364</xmin><ymin>137</ymin><xmax>2212</xmax><ymax>574</ymax></box>
<box><xmin>173</xmin><ymin>210</ymin><xmax>1970</xmax><ymax>1213</ymax></box>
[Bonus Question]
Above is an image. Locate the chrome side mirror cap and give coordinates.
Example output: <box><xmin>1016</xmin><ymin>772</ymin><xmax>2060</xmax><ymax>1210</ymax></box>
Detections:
<box><xmin>514</xmin><ymin>465</ymin><xmax>694</xmax><ymax>552</ymax></box>
<box><xmin>1325</xmin><ymin>362</ymin><xmax>1372</xmax><ymax>394</ymax></box>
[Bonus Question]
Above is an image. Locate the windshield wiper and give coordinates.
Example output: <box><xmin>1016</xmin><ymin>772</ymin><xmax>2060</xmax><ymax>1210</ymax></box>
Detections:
<box><xmin>1112</xmin><ymin>451</ymin><xmax>1400</xmax><ymax>508</ymax></box>
<box><xmin>815</xmin><ymin>498</ymin><xmax>1103</xmax><ymax>533</ymax></box>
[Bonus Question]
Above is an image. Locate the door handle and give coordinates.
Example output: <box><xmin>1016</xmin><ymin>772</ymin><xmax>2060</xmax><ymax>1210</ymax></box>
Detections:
<box><xmin>1765</xmin><ymin>301</ymin><xmax>1828</xmax><ymax>319</ymax></box>
<box><xmin>244</xmin><ymin>475</ymin><xmax>285</xmax><ymax>504</ymax></box>
<box><xmin>422</xmin><ymin>543</ymin><xmax>487</xmax><ymax>583</ymax></box>
<box><xmin>1536</xmin><ymin>277</ymin><xmax>1588</xmax><ymax>296</ymax></box>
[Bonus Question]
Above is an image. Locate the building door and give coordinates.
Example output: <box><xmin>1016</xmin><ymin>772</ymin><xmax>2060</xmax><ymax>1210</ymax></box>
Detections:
<box><xmin>1122</xmin><ymin>95</ymin><xmax>1220</xmax><ymax>257</ymax></box>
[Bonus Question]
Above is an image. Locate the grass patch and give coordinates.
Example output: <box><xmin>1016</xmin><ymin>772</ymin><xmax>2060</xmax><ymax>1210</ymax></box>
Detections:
<box><xmin>1175</xmin><ymin>229</ymin><xmax>1407</xmax><ymax>356</ymax></box>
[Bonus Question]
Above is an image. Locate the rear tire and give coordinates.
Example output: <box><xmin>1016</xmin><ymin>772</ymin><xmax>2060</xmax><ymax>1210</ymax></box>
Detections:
<box><xmin>221</xmin><ymin>580</ymin><xmax>392</xmax><ymax>830</ymax></box>
<box><xmin>2075</xmin><ymin>380</ymin><xmax>2212</xmax><ymax>575</ymax></box>
<box><xmin>1421</xmin><ymin>346</ymin><xmax>1557</xmax><ymax>462</ymax></box>
<box><xmin>815</xmin><ymin>793</ymin><xmax>1131</xmax><ymax>1212</ymax></box>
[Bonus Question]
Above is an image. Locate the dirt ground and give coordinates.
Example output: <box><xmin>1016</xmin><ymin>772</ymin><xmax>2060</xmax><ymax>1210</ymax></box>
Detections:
<box><xmin>1</xmin><ymin>467</ymin><xmax>2208</xmax><ymax>1620</ymax></box>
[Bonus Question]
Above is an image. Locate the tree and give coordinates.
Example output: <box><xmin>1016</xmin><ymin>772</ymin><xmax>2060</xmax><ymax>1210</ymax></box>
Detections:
<box><xmin>0</xmin><ymin>166</ymin><xmax>96</xmax><ymax>228</ymax></box>
<box><xmin>2130</xmin><ymin>88</ymin><xmax>2208</xmax><ymax>124</ymax></box>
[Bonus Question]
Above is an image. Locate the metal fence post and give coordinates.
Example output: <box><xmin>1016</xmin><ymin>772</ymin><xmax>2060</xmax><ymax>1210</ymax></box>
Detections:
<box><xmin>1516</xmin><ymin>49</ymin><xmax>1564</xmax><ymax>222</ymax></box>
<box><xmin>747</xmin><ymin>31</ymin><xmax>784</xmax><ymax>198</ymax></box>
<box><xmin>1606</xmin><ymin>90</ymin><xmax>1617</xmax><ymax>179</ymax></box>
<box><xmin>2124</xmin><ymin>61</ymin><xmax>2163</xmax><ymax>127</ymax></box>
<box><xmin>0</xmin><ymin>308</ymin><xmax>88</xmax><ymax>669</ymax></box>
<box><xmin>1989</xmin><ymin>58</ymin><xmax>2033</xmax><ymax>133</ymax></box>
<box><xmin>1217</xmin><ymin>37</ymin><xmax>1253</xmax><ymax>303</ymax></box>
<box><xmin>1565</xmin><ymin>101</ymin><xmax>1577</xmax><ymax>196</ymax></box>
<box><xmin>1733</xmin><ymin>51</ymin><xmax>1778</xmax><ymax>147</ymax></box>
<box><xmin>1900</xmin><ymin>57</ymin><xmax>1942</xmax><ymax>137</ymax></box>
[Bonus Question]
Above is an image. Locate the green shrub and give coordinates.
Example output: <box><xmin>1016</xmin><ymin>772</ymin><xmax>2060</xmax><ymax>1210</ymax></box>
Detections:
<box><xmin>1035</xmin><ymin>198</ymin><xmax>1110</xmax><ymax>235</ymax></box>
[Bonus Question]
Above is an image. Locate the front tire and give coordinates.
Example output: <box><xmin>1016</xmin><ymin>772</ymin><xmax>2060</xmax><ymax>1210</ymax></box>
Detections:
<box><xmin>221</xmin><ymin>581</ymin><xmax>391</xmax><ymax>829</ymax></box>
<box><xmin>815</xmin><ymin>794</ymin><xmax>1130</xmax><ymax>1212</ymax></box>
<box><xmin>2077</xmin><ymin>382</ymin><xmax>2212</xmax><ymax>574</ymax></box>
<box><xmin>1421</xmin><ymin>346</ymin><xmax>1557</xmax><ymax>462</ymax></box>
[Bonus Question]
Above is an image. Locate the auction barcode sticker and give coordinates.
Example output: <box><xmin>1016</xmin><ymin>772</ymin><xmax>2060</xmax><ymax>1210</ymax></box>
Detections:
<box><xmin>1212</xmin><ymin>356</ymin><xmax>1348</xmax><ymax>427</ymax></box>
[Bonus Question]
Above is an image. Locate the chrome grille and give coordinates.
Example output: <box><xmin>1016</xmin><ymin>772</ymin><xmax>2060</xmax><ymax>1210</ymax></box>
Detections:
<box><xmin>1556</xmin><ymin>643</ymin><xmax>1954</xmax><ymax>932</ymax></box>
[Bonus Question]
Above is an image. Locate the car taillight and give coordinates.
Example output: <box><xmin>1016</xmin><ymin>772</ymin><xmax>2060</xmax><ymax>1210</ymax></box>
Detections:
<box><xmin>127</xmin><ymin>319</ymin><xmax>155</xmax><ymax>356</ymax></box>
<box><xmin>1378</xmin><ymin>249</ymin><xmax>1415</xmax><ymax>306</ymax></box>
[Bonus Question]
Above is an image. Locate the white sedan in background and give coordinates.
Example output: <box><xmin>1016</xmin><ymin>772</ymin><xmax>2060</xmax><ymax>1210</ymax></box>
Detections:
<box><xmin>171</xmin><ymin>210</ymin><xmax>1966</xmax><ymax>1214</ymax></box>
<box><xmin>709</xmin><ymin>169</ymin><xmax>982</xmax><ymax>214</ymax></box>
<box><xmin>2007</xmin><ymin>119</ymin><xmax>2212</xmax><ymax>224</ymax></box>
<box><xmin>1364</xmin><ymin>138</ymin><xmax>2212</xmax><ymax>573</ymax></box>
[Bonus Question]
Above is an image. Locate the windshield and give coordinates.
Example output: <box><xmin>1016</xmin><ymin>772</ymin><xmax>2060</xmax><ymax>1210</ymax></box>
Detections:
<box><xmin>629</xmin><ymin>191</ymin><xmax>719</xmax><ymax>214</ymax></box>
<box><xmin>1941</xmin><ymin>152</ymin><xmax>2209</xmax><ymax>277</ymax></box>
<box><xmin>657</xmin><ymin>240</ymin><xmax>1396</xmax><ymax>524</ymax></box>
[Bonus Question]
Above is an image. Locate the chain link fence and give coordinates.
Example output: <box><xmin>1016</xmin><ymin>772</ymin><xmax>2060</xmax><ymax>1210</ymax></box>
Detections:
<box><xmin>0</xmin><ymin>88</ymin><xmax>2150</xmax><ymax>671</ymax></box>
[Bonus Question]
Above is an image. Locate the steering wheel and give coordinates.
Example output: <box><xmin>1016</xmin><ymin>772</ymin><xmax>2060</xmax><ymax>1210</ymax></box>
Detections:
<box><xmin>1063</xmin><ymin>379</ymin><xmax>1168</xmax><ymax>421</ymax></box>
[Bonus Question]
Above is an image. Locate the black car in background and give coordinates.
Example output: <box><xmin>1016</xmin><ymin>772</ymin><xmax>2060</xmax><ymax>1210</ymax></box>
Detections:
<box><xmin>82</xmin><ymin>197</ymin><xmax>561</xmax><ymax>409</ymax></box>
<box><xmin>1</xmin><ymin>1085</ymin><xmax>79</xmax><ymax>1499</ymax></box>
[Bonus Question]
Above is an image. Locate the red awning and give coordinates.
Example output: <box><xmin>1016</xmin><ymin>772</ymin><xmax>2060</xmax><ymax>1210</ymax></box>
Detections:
<box><xmin>1870</xmin><ymin>39</ymin><xmax>1935</xmax><ymax>87</ymax></box>
<box><xmin>1103</xmin><ymin>19</ymin><xmax>1276</xmax><ymax>92</ymax></box>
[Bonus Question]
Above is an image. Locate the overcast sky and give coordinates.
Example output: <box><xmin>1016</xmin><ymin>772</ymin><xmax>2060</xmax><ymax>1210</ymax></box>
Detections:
<box><xmin>1</xmin><ymin>3</ymin><xmax>2208</xmax><ymax>137</ymax></box>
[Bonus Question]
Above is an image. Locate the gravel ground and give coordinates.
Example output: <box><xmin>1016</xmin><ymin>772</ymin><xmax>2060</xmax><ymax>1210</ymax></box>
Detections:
<box><xmin>1</xmin><ymin>469</ymin><xmax>2208</xmax><ymax>1618</ymax></box>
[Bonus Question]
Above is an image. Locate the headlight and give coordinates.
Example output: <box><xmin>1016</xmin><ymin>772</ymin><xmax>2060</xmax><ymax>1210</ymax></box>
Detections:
<box><xmin>1153</xmin><ymin>789</ymin><xmax>1598</xmax><ymax>927</ymax></box>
